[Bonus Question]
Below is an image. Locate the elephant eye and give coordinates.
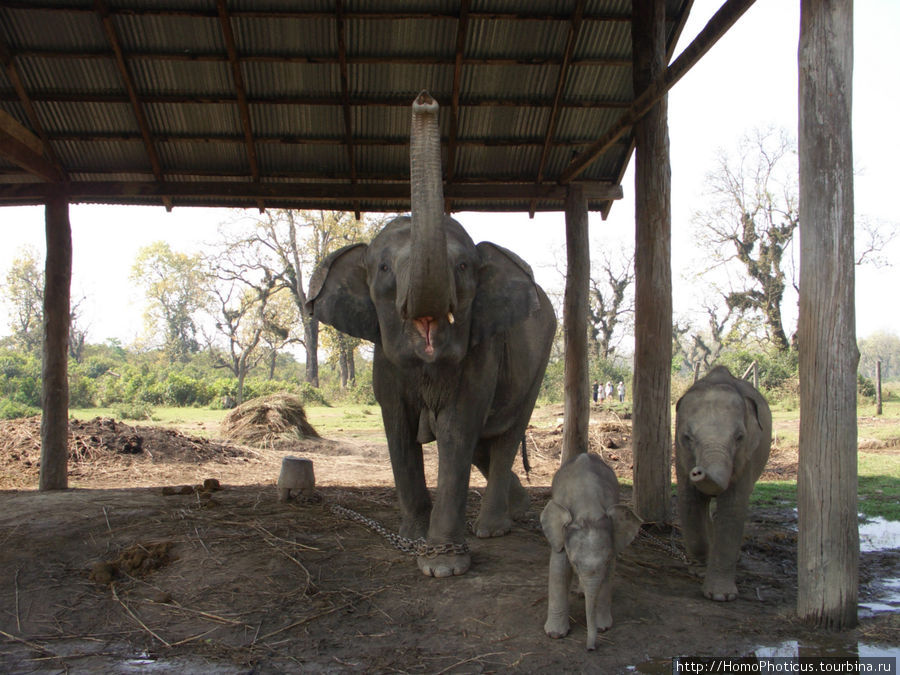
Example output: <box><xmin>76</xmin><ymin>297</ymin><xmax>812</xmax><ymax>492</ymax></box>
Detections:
<box><xmin>735</xmin><ymin>430</ymin><xmax>745</xmax><ymax>443</ymax></box>
<box><xmin>457</xmin><ymin>262</ymin><xmax>467</xmax><ymax>272</ymax></box>
<box><xmin>379</xmin><ymin>263</ymin><xmax>390</xmax><ymax>273</ymax></box>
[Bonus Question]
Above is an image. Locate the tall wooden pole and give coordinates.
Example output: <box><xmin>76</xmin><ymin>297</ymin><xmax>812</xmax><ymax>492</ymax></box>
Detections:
<box><xmin>39</xmin><ymin>192</ymin><xmax>72</xmax><ymax>490</ymax></box>
<box><xmin>631</xmin><ymin>0</ymin><xmax>672</xmax><ymax>526</ymax></box>
<box><xmin>797</xmin><ymin>0</ymin><xmax>857</xmax><ymax>630</ymax></box>
<box><xmin>875</xmin><ymin>360</ymin><xmax>882</xmax><ymax>416</ymax></box>
<box><xmin>560</xmin><ymin>184</ymin><xmax>591</xmax><ymax>466</ymax></box>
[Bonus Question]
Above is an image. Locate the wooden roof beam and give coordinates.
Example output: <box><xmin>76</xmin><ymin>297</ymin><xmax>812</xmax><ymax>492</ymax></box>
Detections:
<box><xmin>0</xmin><ymin>180</ymin><xmax>623</xmax><ymax>204</ymax></box>
<box><xmin>444</xmin><ymin>0</ymin><xmax>470</xmax><ymax>213</ymax></box>
<box><xmin>0</xmin><ymin>110</ymin><xmax>63</xmax><ymax>182</ymax></box>
<box><xmin>334</xmin><ymin>0</ymin><xmax>360</xmax><ymax>219</ymax></box>
<box><xmin>94</xmin><ymin>0</ymin><xmax>171</xmax><ymax>209</ymax></box>
<box><xmin>0</xmin><ymin>3</ymin><xmax>634</xmax><ymax>23</ymax></box>
<box><xmin>530</xmin><ymin>0</ymin><xmax>585</xmax><ymax>217</ymax></box>
<box><xmin>0</xmin><ymin>91</ymin><xmax>633</xmax><ymax>110</ymax></box>
<box><xmin>560</xmin><ymin>0</ymin><xmax>757</xmax><ymax>184</ymax></box>
<box><xmin>216</xmin><ymin>0</ymin><xmax>262</xmax><ymax>211</ymax></box>
<box><xmin>17</xmin><ymin>47</ymin><xmax>632</xmax><ymax>69</ymax></box>
<box><xmin>0</xmin><ymin>36</ymin><xmax>65</xmax><ymax>182</ymax></box>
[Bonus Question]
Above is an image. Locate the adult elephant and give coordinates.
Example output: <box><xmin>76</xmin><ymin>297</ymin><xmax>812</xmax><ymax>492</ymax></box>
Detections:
<box><xmin>307</xmin><ymin>92</ymin><xmax>555</xmax><ymax>577</ymax></box>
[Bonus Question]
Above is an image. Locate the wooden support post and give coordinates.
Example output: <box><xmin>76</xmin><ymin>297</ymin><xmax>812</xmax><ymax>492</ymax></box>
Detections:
<box><xmin>797</xmin><ymin>0</ymin><xmax>858</xmax><ymax>630</ymax></box>
<box><xmin>39</xmin><ymin>193</ymin><xmax>71</xmax><ymax>491</ymax></box>
<box><xmin>631</xmin><ymin>0</ymin><xmax>672</xmax><ymax>526</ymax></box>
<box><xmin>560</xmin><ymin>184</ymin><xmax>590</xmax><ymax>466</ymax></box>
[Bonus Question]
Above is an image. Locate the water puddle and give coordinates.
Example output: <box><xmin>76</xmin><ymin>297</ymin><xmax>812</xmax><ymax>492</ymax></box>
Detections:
<box><xmin>859</xmin><ymin>515</ymin><xmax>900</xmax><ymax>553</ymax></box>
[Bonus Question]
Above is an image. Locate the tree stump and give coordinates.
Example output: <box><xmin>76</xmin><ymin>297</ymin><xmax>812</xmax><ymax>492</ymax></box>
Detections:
<box><xmin>277</xmin><ymin>457</ymin><xmax>315</xmax><ymax>502</ymax></box>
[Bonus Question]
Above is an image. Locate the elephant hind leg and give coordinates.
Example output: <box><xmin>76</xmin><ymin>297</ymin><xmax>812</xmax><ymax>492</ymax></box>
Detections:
<box><xmin>471</xmin><ymin>436</ymin><xmax>529</xmax><ymax>538</ymax></box>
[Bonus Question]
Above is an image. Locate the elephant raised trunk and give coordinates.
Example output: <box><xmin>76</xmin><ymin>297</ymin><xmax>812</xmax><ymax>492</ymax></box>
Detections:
<box><xmin>407</xmin><ymin>90</ymin><xmax>455</xmax><ymax>324</ymax></box>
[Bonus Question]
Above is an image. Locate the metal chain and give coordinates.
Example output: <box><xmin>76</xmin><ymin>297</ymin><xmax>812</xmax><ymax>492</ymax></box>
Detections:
<box><xmin>329</xmin><ymin>504</ymin><xmax>469</xmax><ymax>558</ymax></box>
<box><xmin>637</xmin><ymin>528</ymin><xmax>690</xmax><ymax>563</ymax></box>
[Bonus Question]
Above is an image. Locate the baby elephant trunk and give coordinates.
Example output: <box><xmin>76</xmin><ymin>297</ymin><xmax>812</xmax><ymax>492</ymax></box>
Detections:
<box><xmin>689</xmin><ymin>447</ymin><xmax>732</xmax><ymax>495</ymax></box>
<box><xmin>582</xmin><ymin>576</ymin><xmax>603</xmax><ymax>651</ymax></box>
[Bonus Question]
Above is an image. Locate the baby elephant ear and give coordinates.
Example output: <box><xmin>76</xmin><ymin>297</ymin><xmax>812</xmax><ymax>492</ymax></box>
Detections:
<box><xmin>540</xmin><ymin>500</ymin><xmax>573</xmax><ymax>553</ymax></box>
<box><xmin>608</xmin><ymin>504</ymin><xmax>642</xmax><ymax>554</ymax></box>
<box><xmin>306</xmin><ymin>243</ymin><xmax>379</xmax><ymax>343</ymax></box>
<box><xmin>471</xmin><ymin>242</ymin><xmax>542</xmax><ymax>346</ymax></box>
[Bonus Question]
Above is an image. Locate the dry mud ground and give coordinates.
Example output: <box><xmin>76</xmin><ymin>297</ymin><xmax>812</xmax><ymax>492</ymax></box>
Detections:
<box><xmin>0</xmin><ymin>406</ymin><xmax>897</xmax><ymax>673</ymax></box>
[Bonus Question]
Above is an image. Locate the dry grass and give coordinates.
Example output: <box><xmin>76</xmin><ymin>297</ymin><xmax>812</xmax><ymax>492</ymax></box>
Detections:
<box><xmin>220</xmin><ymin>393</ymin><xmax>319</xmax><ymax>449</ymax></box>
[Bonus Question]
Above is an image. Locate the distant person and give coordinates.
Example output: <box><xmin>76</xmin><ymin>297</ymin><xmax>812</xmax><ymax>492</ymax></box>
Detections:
<box><xmin>605</xmin><ymin>381</ymin><xmax>613</xmax><ymax>401</ymax></box>
<box><xmin>617</xmin><ymin>380</ymin><xmax>625</xmax><ymax>403</ymax></box>
<box><xmin>592</xmin><ymin>381</ymin><xmax>599</xmax><ymax>403</ymax></box>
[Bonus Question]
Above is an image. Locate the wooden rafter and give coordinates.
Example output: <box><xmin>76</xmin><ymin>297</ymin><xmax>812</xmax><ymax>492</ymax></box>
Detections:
<box><xmin>94</xmin><ymin>0</ymin><xmax>171</xmax><ymax>209</ymax></box>
<box><xmin>216</xmin><ymin>0</ymin><xmax>261</xmax><ymax>212</ymax></box>
<box><xmin>559</xmin><ymin>0</ymin><xmax>756</xmax><ymax>184</ymax></box>
<box><xmin>43</xmin><ymin>131</ymin><xmax>624</xmax><ymax>149</ymax></box>
<box><xmin>14</xmin><ymin>46</ymin><xmax>632</xmax><ymax>69</ymax></box>
<box><xmin>528</xmin><ymin>0</ymin><xmax>586</xmax><ymax>216</ymax></box>
<box><xmin>334</xmin><ymin>0</ymin><xmax>360</xmax><ymax>219</ymax></box>
<box><xmin>444</xmin><ymin>0</ymin><xmax>470</xmax><ymax>213</ymax></box>
<box><xmin>0</xmin><ymin>2</ymin><xmax>635</xmax><ymax>24</ymax></box>
<box><xmin>0</xmin><ymin>90</ymin><xmax>632</xmax><ymax>110</ymax></box>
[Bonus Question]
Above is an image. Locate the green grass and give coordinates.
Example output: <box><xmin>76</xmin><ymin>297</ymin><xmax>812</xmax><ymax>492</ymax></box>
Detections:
<box><xmin>748</xmin><ymin>453</ymin><xmax>900</xmax><ymax>521</ymax></box>
<box><xmin>305</xmin><ymin>404</ymin><xmax>386</xmax><ymax>439</ymax></box>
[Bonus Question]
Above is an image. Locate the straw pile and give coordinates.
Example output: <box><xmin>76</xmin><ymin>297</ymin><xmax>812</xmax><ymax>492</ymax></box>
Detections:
<box><xmin>221</xmin><ymin>393</ymin><xmax>319</xmax><ymax>449</ymax></box>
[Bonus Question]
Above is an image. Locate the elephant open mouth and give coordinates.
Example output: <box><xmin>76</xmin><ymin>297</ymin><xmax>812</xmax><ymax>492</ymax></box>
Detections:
<box><xmin>413</xmin><ymin>316</ymin><xmax>437</xmax><ymax>356</ymax></box>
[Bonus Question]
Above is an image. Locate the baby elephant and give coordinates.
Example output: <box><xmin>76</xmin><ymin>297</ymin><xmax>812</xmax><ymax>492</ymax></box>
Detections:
<box><xmin>540</xmin><ymin>453</ymin><xmax>642</xmax><ymax>650</ymax></box>
<box><xmin>675</xmin><ymin>365</ymin><xmax>772</xmax><ymax>602</ymax></box>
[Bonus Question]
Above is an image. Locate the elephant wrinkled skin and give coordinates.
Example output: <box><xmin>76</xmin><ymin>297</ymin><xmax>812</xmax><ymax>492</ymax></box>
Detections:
<box><xmin>307</xmin><ymin>93</ymin><xmax>555</xmax><ymax>578</ymax></box>
<box><xmin>540</xmin><ymin>453</ymin><xmax>642</xmax><ymax>650</ymax></box>
<box><xmin>675</xmin><ymin>366</ymin><xmax>772</xmax><ymax>601</ymax></box>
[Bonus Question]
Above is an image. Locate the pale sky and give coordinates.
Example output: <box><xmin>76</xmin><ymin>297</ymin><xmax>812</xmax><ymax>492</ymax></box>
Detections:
<box><xmin>1</xmin><ymin>0</ymin><xmax>898</xmax><ymax>346</ymax></box>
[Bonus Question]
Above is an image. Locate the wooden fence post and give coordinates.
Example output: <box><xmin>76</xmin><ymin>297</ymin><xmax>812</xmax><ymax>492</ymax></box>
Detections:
<box><xmin>875</xmin><ymin>359</ymin><xmax>882</xmax><ymax>416</ymax></box>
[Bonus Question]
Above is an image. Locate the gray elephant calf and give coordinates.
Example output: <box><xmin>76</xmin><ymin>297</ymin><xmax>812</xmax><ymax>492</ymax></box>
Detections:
<box><xmin>675</xmin><ymin>365</ymin><xmax>772</xmax><ymax>601</ymax></box>
<box><xmin>540</xmin><ymin>453</ymin><xmax>642</xmax><ymax>650</ymax></box>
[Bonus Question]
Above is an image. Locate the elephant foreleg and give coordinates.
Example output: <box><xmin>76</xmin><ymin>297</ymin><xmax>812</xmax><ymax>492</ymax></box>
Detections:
<box><xmin>704</xmin><ymin>482</ymin><xmax>752</xmax><ymax>601</ymax></box>
<box><xmin>677</xmin><ymin>468</ymin><xmax>711</xmax><ymax>565</ymax></box>
<box><xmin>417</xmin><ymin>441</ymin><xmax>473</xmax><ymax>578</ymax></box>
<box><xmin>382</xmin><ymin>402</ymin><xmax>430</xmax><ymax>539</ymax></box>
<box><xmin>545</xmin><ymin>549</ymin><xmax>572</xmax><ymax>639</ymax></box>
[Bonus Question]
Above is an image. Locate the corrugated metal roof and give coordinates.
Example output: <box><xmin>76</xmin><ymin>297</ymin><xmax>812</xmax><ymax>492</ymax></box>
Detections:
<box><xmin>0</xmin><ymin>0</ymin><xmax>693</xmax><ymax>212</ymax></box>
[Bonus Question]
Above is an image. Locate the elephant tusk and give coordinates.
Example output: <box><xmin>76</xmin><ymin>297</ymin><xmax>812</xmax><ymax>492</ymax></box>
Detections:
<box><xmin>447</xmin><ymin>312</ymin><xmax>455</xmax><ymax>325</ymax></box>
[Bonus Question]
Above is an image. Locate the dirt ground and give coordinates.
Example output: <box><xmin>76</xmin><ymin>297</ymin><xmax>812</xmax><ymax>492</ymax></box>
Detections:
<box><xmin>0</xmin><ymin>406</ymin><xmax>897</xmax><ymax>673</ymax></box>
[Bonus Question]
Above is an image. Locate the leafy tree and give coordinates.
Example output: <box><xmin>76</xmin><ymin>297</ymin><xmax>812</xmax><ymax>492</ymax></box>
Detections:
<box><xmin>2</xmin><ymin>246</ymin><xmax>89</xmax><ymax>359</ymax></box>
<box><xmin>130</xmin><ymin>242</ymin><xmax>210</xmax><ymax>362</ymax></box>
<box><xmin>2</xmin><ymin>247</ymin><xmax>44</xmax><ymax>352</ymax></box>
<box><xmin>858</xmin><ymin>331</ymin><xmax>900</xmax><ymax>381</ymax></box>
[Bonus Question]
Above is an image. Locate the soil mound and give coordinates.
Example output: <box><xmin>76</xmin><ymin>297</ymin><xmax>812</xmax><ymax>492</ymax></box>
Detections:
<box><xmin>0</xmin><ymin>416</ymin><xmax>251</xmax><ymax>489</ymax></box>
<box><xmin>221</xmin><ymin>393</ymin><xmax>319</xmax><ymax>449</ymax></box>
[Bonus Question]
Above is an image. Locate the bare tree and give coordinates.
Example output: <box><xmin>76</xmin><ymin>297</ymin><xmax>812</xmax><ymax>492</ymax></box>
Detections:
<box><xmin>219</xmin><ymin>210</ymin><xmax>385</xmax><ymax>387</ymax></box>
<box><xmin>587</xmin><ymin>249</ymin><xmax>634</xmax><ymax>361</ymax></box>
<box><xmin>693</xmin><ymin>127</ymin><xmax>798</xmax><ymax>352</ymax></box>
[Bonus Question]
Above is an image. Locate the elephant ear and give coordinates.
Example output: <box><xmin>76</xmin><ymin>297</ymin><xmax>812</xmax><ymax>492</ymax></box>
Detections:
<box><xmin>306</xmin><ymin>243</ymin><xmax>379</xmax><ymax>343</ymax></box>
<box><xmin>608</xmin><ymin>504</ymin><xmax>642</xmax><ymax>554</ymax></box>
<box><xmin>540</xmin><ymin>500</ymin><xmax>572</xmax><ymax>553</ymax></box>
<box><xmin>471</xmin><ymin>242</ymin><xmax>542</xmax><ymax>346</ymax></box>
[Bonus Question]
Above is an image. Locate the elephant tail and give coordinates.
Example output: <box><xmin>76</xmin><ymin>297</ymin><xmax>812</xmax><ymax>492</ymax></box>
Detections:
<box><xmin>520</xmin><ymin>436</ymin><xmax>531</xmax><ymax>479</ymax></box>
